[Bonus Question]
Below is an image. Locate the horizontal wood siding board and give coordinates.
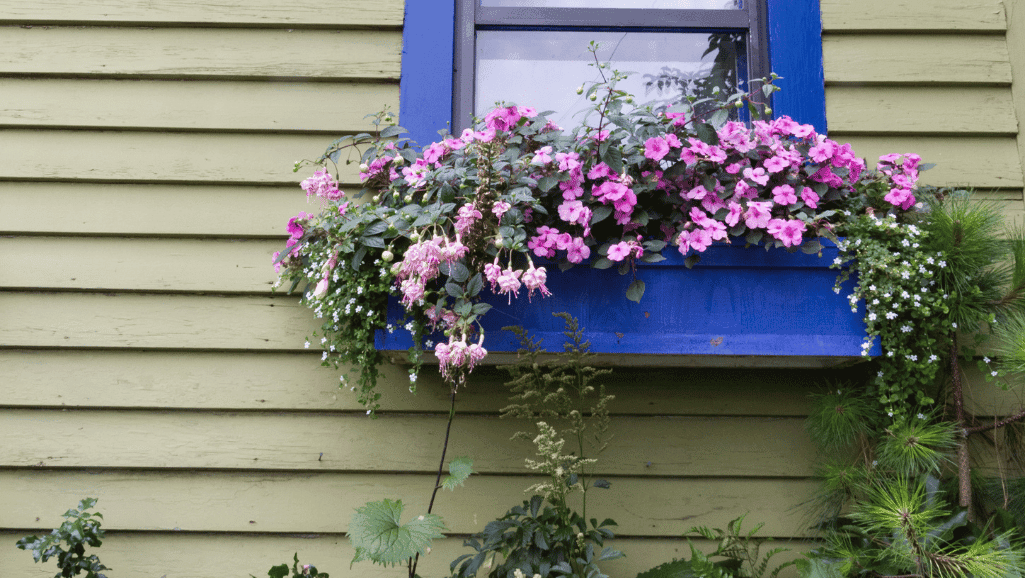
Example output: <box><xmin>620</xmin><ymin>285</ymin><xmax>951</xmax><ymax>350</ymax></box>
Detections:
<box><xmin>830</xmin><ymin>136</ymin><xmax>1024</xmax><ymax>189</ymax></box>
<box><xmin>0</xmin><ymin>27</ymin><xmax>400</xmax><ymax>80</ymax></box>
<box><xmin>0</xmin><ymin>183</ymin><xmax>314</xmax><ymax>236</ymax></box>
<box><xmin>0</xmin><ymin>79</ymin><xmax>398</xmax><ymax>132</ymax></box>
<box><xmin>825</xmin><ymin>86</ymin><xmax>1018</xmax><ymax>135</ymax></box>
<box><xmin>0</xmin><ymin>470</ymin><xmax>818</xmax><ymax>536</ymax></box>
<box><xmin>0</xmin><ymin>237</ymin><xmax>282</xmax><ymax>293</ymax></box>
<box><xmin>0</xmin><ymin>533</ymin><xmax>816</xmax><ymax>578</ymax></box>
<box><xmin>821</xmin><ymin>35</ymin><xmax>1012</xmax><ymax>85</ymax></box>
<box><xmin>0</xmin><ymin>349</ymin><xmax>826</xmax><ymax>415</ymax></box>
<box><xmin>3</xmin><ymin>183</ymin><xmax>1022</xmax><ymax>237</ymax></box>
<box><xmin>820</xmin><ymin>0</ymin><xmax>1006</xmax><ymax>32</ymax></box>
<box><xmin>0</xmin><ymin>410</ymin><xmax>815</xmax><ymax>476</ymax></box>
<box><xmin>0</xmin><ymin>0</ymin><xmax>403</xmax><ymax>27</ymax></box>
<box><xmin>0</xmin><ymin>131</ymin><xmax>360</xmax><ymax>184</ymax></box>
<box><xmin>0</xmin><ymin>292</ymin><xmax>319</xmax><ymax>350</ymax></box>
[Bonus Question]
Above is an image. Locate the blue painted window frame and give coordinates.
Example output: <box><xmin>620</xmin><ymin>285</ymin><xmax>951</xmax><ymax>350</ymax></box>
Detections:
<box><xmin>399</xmin><ymin>0</ymin><xmax>825</xmax><ymax>150</ymax></box>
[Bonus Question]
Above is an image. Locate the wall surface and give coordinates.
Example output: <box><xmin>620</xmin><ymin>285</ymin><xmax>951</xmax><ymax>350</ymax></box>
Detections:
<box><xmin>1</xmin><ymin>1</ymin><xmax>1023</xmax><ymax>577</ymax></box>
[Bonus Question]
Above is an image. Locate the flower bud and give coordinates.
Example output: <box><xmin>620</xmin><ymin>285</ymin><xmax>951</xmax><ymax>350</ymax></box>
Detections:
<box><xmin>495</xmin><ymin>237</ymin><xmax>504</xmax><ymax>248</ymax></box>
<box><xmin>392</xmin><ymin>155</ymin><xmax>404</xmax><ymax>166</ymax></box>
<box><xmin>359</xmin><ymin>163</ymin><xmax>369</xmax><ymax>172</ymax></box>
<box><xmin>576</xmin><ymin>85</ymin><xmax>584</xmax><ymax>95</ymax></box>
<box><xmin>734</xmin><ymin>100</ymin><xmax>743</xmax><ymax>108</ymax></box>
<box><xmin>763</xmin><ymin>106</ymin><xmax>772</xmax><ymax>115</ymax></box>
<box><xmin>382</xmin><ymin>250</ymin><xmax>394</xmax><ymax>262</ymax></box>
<box><xmin>589</xmin><ymin>93</ymin><xmax>597</xmax><ymax>101</ymax></box>
<box><xmin>373</xmin><ymin>195</ymin><xmax>380</xmax><ymax>203</ymax></box>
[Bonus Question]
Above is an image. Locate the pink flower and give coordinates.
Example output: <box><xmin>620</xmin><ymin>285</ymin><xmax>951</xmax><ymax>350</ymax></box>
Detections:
<box><xmin>312</xmin><ymin>278</ymin><xmax>330</xmax><ymax>298</ymax></box>
<box><xmin>743</xmin><ymin>167</ymin><xmax>769</xmax><ymax>186</ymax></box>
<box><xmin>454</xmin><ymin>204</ymin><xmax>482</xmax><ymax>235</ymax></box>
<box><xmin>566</xmin><ymin>237</ymin><xmax>591</xmax><ymax>263</ymax></box>
<box><xmin>587</xmin><ymin>162</ymin><xmax>612</xmax><ymax>180</ymax></box>
<box><xmin>558</xmin><ymin>200</ymin><xmax>591</xmax><ymax>227</ymax></box>
<box><xmin>492</xmin><ymin>201</ymin><xmax>511</xmax><ymax>221</ymax></box>
<box><xmin>677</xmin><ymin>228</ymin><xmax>712</xmax><ymax>253</ymax></box>
<box><xmin>725</xmin><ymin>202</ymin><xmax>744</xmax><ymax>227</ymax></box>
<box><xmin>301</xmin><ymin>169</ymin><xmax>343</xmax><ymax>201</ymax></box>
<box><xmin>800</xmin><ymin>187</ymin><xmax>819</xmax><ymax>208</ymax></box>
<box><xmin>772</xmin><ymin>184</ymin><xmax>797</xmax><ymax>205</ymax></box>
<box><xmin>763</xmin><ymin>155</ymin><xmax>789</xmax><ymax>173</ymax></box>
<box><xmin>521</xmin><ymin>264</ymin><xmax>551</xmax><ymax>300</ymax></box>
<box><xmin>594</xmin><ymin>180</ymin><xmax>629</xmax><ymax>203</ymax></box>
<box><xmin>809</xmin><ymin>138</ymin><xmax>836</xmax><ymax>164</ymax></box>
<box><xmin>484</xmin><ymin>259</ymin><xmax>502</xmax><ymax>290</ymax></box>
<box><xmin>530</xmin><ymin>146</ymin><xmax>553</xmax><ymax>166</ymax></box>
<box><xmin>607</xmin><ymin>241</ymin><xmax>633</xmax><ymax>262</ymax></box>
<box><xmin>744</xmin><ymin>201</ymin><xmax>773</xmax><ymax>229</ymax></box>
<box><xmin>495</xmin><ymin>268</ymin><xmax>522</xmax><ymax>301</ymax></box>
<box><xmin>644</xmin><ymin>136</ymin><xmax>671</xmax><ymax>161</ymax></box>
<box><xmin>884</xmin><ymin>188</ymin><xmax>916</xmax><ymax>210</ymax></box>
<box><xmin>685</xmin><ymin>185</ymin><xmax>709</xmax><ymax>200</ymax></box>
<box><xmin>483</xmin><ymin>106</ymin><xmax>522</xmax><ymax>132</ymax></box>
<box><xmin>767</xmin><ymin>218</ymin><xmax>806</xmax><ymax>247</ymax></box>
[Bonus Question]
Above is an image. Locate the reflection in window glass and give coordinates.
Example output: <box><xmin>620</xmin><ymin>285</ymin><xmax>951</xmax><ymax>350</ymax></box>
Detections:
<box><xmin>481</xmin><ymin>0</ymin><xmax>740</xmax><ymax>8</ymax></box>
<box><xmin>475</xmin><ymin>30</ymin><xmax>742</xmax><ymax>127</ymax></box>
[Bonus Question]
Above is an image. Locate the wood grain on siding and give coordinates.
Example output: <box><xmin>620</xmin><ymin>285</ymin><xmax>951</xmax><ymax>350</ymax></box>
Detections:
<box><xmin>0</xmin><ymin>237</ymin><xmax>282</xmax><ymax>293</ymax></box>
<box><xmin>0</xmin><ymin>130</ymin><xmax>360</xmax><ymax>184</ymax></box>
<box><xmin>825</xmin><ymin>87</ymin><xmax>1018</xmax><ymax>135</ymax></box>
<box><xmin>0</xmin><ymin>27</ymin><xmax>400</xmax><ymax>80</ymax></box>
<box><xmin>0</xmin><ymin>78</ymin><xmax>398</xmax><ymax>132</ymax></box>
<box><xmin>0</xmin><ymin>0</ymin><xmax>403</xmax><ymax>27</ymax></box>
<box><xmin>0</xmin><ymin>532</ymin><xmax>815</xmax><ymax>578</ymax></box>
<box><xmin>0</xmin><ymin>293</ymin><xmax>317</xmax><ymax>350</ymax></box>
<box><xmin>832</xmin><ymin>136</ymin><xmax>1024</xmax><ymax>189</ymax></box>
<box><xmin>0</xmin><ymin>349</ymin><xmax>821</xmax><ymax>415</ymax></box>
<box><xmin>0</xmin><ymin>471</ymin><xmax>818</xmax><ymax>536</ymax></box>
<box><xmin>0</xmin><ymin>183</ymin><xmax>312</xmax><ymax>236</ymax></box>
<box><xmin>0</xmin><ymin>409</ymin><xmax>814</xmax><ymax>476</ymax></box>
<box><xmin>822</xmin><ymin>35</ymin><xmax>1012</xmax><ymax>85</ymax></box>
<box><xmin>820</xmin><ymin>0</ymin><xmax>1006</xmax><ymax>32</ymax></box>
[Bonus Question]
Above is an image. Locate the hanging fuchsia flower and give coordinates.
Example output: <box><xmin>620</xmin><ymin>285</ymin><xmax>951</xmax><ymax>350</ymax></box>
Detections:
<box><xmin>495</xmin><ymin>268</ymin><xmax>523</xmax><ymax>301</ymax></box>
<box><xmin>522</xmin><ymin>264</ymin><xmax>551</xmax><ymax>300</ymax></box>
<box><xmin>455</xmin><ymin>204</ymin><xmax>483</xmax><ymax>235</ymax></box>
<box><xmin>492</xmin><ymin>201</ymin><xmax>511</xmax><ymax>221</ymax></box>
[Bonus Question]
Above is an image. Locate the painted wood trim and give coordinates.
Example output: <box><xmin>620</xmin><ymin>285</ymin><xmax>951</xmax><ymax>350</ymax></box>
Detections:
<box><xmin>0</xmin><ymin>532</ymin><xmax>816</xmax><ymax>578</ymax></box>
<box><xmin>0</xmin><ymin>470</ymin><xmax>818</xmax><ymax>536</ymax></box>
<box><xmin>0</xmin><ymin>131</ymin><xmax>361</xmax><ymax>185</ymax></box>
<box><xmin>0</xmin><ymin>27</ymin><xmax>401</xmax><ymax>80</ymax></box>
<box><xmin>0</xmin><ymin>0</ymin><xmax>404</xmax><ymax>27</ymax></box>
<box><xmin>0</xmin><ymin>409</ymin><xmax>815</xmax><ymax>476</ymax></box>
<box><xmin>820</xmin><ymin>0</ymin><xmax>1007</xmax><ymax>32</ymax></box>
<box><xmin>399</xmin><ymin>0</ymin><xmax>455</xmax><ymax>148</ymax></box>
<box><xmin>822</xmin><ymin>35</ymin><xmax>1013</xmax><ymax>85</ymax></box>
<box><xmin>0</xmin><ymin>349</ymin><xmax>820</xmax><ymax>415</ymax></box>
<box><xmin>826</xmin><ymin>86</ymin><xmax>1018</xmax><ymax>135</ymax></box>
<box><xmin>0</xmin><ymin>79</ymin><xmax>398</xmax><ymax>132</ymax></box>
<box><xmin>765</xmin><ymin>0</ymin><xmax>826</xmax><ymax>133</ymax></box>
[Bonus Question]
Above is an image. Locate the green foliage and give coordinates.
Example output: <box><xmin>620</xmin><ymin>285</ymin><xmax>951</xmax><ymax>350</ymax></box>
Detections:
<box><xmin>451</xmin><ymin>495</ymin><xmax>622</xmax><ymax>578</ymax></box>
<box><xmin>255</xmin><ymin>553</ymin><xmax>330</xmax><ymax>578</ymax></box>
<box><xmin>636</xmin><ymin>515</ymin><xmax>792</xmax><ymax>578</ymax></box>
<box><xmin>804</xmin><ymin>385</ymin><xmax>877</xmax><ymax>452</ymax></box>
<box><xmin>874</xmin><ymin>419</ymin><xmax>957</xmax><ymax>477</ymax></box>
<box><xmin>441</xmin><ymin>456</ymin><xmax>475</xmax><ymax>491</ymax></box>
<box><xmin>349</xmin><ymin>499</ymin><xmax>446</xmax><ymax>567</ymax></box>
<box><xmin>802</xmin><ymin>476</ymin><xmax>1025</xmax><ymax>578</ymax></box>
<box><xmin>16</xmin><ymin>498</ymin><xmax>109</xmax><ymax>578</ymax></box>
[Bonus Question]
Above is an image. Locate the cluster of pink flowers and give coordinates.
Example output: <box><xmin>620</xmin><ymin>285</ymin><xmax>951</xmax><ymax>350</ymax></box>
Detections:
<box><xmin>877</xmin><ymin>153</ymin><xmax>922</xmax><ymax>210</ymax></box>
<box><xmin>272</xmin><ymin>211</ymin><xmax>314</xmax><ymax>272</ymax></box>
<box><xmin>394</xmin><ymin>236</ymin><xmax>468</xmax><ymax>307</ymax></box>
<box><xmin>484</xmin><ymin>257</ymin><xmax>551</xmax><ymax>301</ymax></box>
<box><xmin>301</xmin><ymin>169</ymin><xmax>344</xmax><ymax>201</ymax></box>
<box><xmin>434</xmin><ymin>333</ymin><xmax>487</xmax><ymax>383</ymax></box>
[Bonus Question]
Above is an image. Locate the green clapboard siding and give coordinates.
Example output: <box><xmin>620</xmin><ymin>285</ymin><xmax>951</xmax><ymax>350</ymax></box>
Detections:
<box><xmin>0</xmin><ymin>78</ymin><xmax>399</xmax><ymax>132</ymax></box>
<box><xmin>0</xmin><ymin>27</ymin><xmax>400</xmax><ymax>80</ymax></box>
<box><xmin>0</xmin><ymin>0</ymin><xmax>404</xmax><ymax>27</ymax></box>
<box><xmin>0</xmin><ymin>183</ymin><xmax>313</xmax><ymax>237</ymax></box>
<box><xmin>820</xmin><ymin>0</ymin><xmax>1006</xmax><ymax>32</ymax></box>
<box><xmin>0</xmin><ymin>533</ymin><xmax>815</xmax><ymax>578</ymax></box>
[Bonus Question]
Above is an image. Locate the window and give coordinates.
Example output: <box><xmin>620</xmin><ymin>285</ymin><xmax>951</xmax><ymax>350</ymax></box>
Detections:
<box><xmin>399</xmin><ymin>0</ymin><xmax>824</xmax><ymax>148</ymax></box>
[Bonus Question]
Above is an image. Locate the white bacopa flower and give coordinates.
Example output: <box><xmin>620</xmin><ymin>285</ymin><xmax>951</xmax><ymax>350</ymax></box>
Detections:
<box><xmin>834</xmin><ymin>257</ymin><xmax>842</xmax><ymax>265</ymax></box>
<box><xmin>984</xmin><ymin>357</ymin><xmax>991</xmax><ymax>363</ymax></box>
<box><xmin>304</xmin><ymin>341</ymin><xmax>310</xmax><ymax>349</ymax></box>
<box><xmin>321</xmin><ymin>352</ymin><xmax>328</xmax><ymax>360</ymax></box>
<box><xmin>907</xmin><ymin>354</ymin><xmax>918</xmax><ymax>361</ymax></box>
<box><xmin>868</xmin><ymin>313</ymin><xmax>877</xmax><ymax>321</ymax></box>
<box><xmin>929</xmin><ymin>354</ymin><xmax>938</xmax><ymax>362</ymax></box>
<box><xmin>405</xmin><ymin>322</ymin><xmax>414</xmax><ymax>331</ymax></box>
<box><xmin>886</xmin><ymin>312</ymin><xmax>898</xmax><ymax>320</ymax></box>
<box><xmin>901</xmin><ymin>325</ymin><xmax>912</xmax><ymax>333</ymax></box>
<box><xmin>321</xmin><ymin>337</ymin><xmax>327</xmax><ymax>344</ymax></box>
<box><xmin>993</xmin><ymin>371</ymin><xmax>999</xmax><ymax>377</ymax></box>
<box><xmin>939</xmin><ymin>261</ymin><xmax>947</xmax><ymax>268</ymax></box>
<box><xmin>869</xmin><ymin>285</ymin><xmax>877</xmax><ymax>291</ymax></box>
<box><xmin>872</xmin><ymin>299</ymin><xmax>880</xmax><ymax>305</ymax></box>
<box><xmin>952</xmin><ymin>322</ymin><xmax>958</xmax><ymax>328</ymax></box>
<box><xmin>918</xmin><ymin>413</ymin><xmax>926</xmax><ymax>419</ymax></box>
<box><xmin>355</xmin><ymin>305</ymin><xmax>363</xmax><ymax>313</ymax></box>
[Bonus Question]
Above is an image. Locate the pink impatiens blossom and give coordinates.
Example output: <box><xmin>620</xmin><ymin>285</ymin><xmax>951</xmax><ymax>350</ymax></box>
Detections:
<box><xmin>743</xmin><ymin>167</ymin><xmax>769</xmax><ymax>186</ymax></box>
<box><xmin>884</xmin><ymin>187</ymin><xmax>916</xmax><ymax>210</ymax></box>
<box><xmin>744</xmin><ymin>201</ymin><xmax>773</xmax><ymax>229</ymax></box>
<box><xmin>607</xmin><ymin>241</ymin><xmax>633</xmax><ymax>262</ymax></box>
<box><xmin>644</xmin><ymin>136</ymin><xmax>671</xmax><ymax>161</ymax></box>
<box><xmin>483</xmin><ymin>106</ymin><xmax>522</xmax><ymax>132</ymax></box>
<box><xmin>725</xmin><ymin>202</ymin><xmax>744</xmax><ymax>227</ymax></box>
<box><xmin>530</xmin><ymin>146</ymin><xmax>553</xmax><ymax>166</ymax></box>
<box><xmin>587</xmin><ymin>162</ymin><xmax>612</xmax><ymax>180</ymax></box>
<box><xmin>566</xmin><ymin>237</ymin><xmax>591</xmax><ymax>263</ymax></box>
<box><xmin>767</xmin><ymin>218</ymin><xmax>806</xmax><ymax>247</ymax></box>
<box><xmin>558</xmin><ymin>200</ymin><xmax>591</xmax><ymax>227</ymax></box>
<box><xmin>800</xmin><ymin>187</ymin><xmax>820</xmax><ymax>208</ymax></box>
<box><xmin>772</xmin><ymin>184</ymin><xmax>797</xmax><ymax>206</ymax></box>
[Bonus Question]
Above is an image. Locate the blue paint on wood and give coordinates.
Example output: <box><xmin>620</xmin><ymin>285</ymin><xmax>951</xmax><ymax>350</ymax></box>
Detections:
<box><xmin>399</xmin><ymin>0</ymin><xmax>455</xmax><ymax>150</ymax></box>
<box><xmin>376</xmin><ymin>241</ymin><xmax>877</xmax><ymax>358</ymax></box>
<box><xmin>766</xmin><ymin>0</ymin><xmax>827</xmax><ymax>134</ymax></box>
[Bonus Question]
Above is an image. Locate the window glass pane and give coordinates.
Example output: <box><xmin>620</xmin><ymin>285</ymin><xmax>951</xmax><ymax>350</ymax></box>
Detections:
<box><xmin>475</xmin><ymin>30</ymin><xmax>742</xmax><ymax>127</ymax></box>
<box><xmin>481</xmin><ymin>0</ymin><xmax>740</xmax><ymax>8</ymax></box>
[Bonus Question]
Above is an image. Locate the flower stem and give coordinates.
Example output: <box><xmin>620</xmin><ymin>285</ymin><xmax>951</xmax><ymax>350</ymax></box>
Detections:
<box><xmin>409</xmin><ymin>382</ymin><xmax>458</xmax><ymax>578</ymax></box>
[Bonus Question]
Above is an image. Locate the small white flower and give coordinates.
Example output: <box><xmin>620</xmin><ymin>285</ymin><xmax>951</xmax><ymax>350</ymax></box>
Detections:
<box><xmin>886</xmin><ymin>311</ymin><xmax>897</xmax><ymax>320</ymax></box>
<box><xmin>993</xmin><ymin>371</ymin><xmax>999</xmax><ymax>377</ymax></box>
<box><xmin>901</xmin><ymin>324</ymin><xmax>912</xmax><ymax>333</ymax></box>
<box><xmin>939</xmin><ymin>260</ymin><xmax>947</xmax><ymax>268</ymax></box>
<box><xmin>952</xmin><ymin>322</ymin><xmax>958</xmax><ymax>328</ymax></box>
<box><xmin>367</xmin><ymin>409</ymin><xmax>372</xmax><ymax>415</ymax></box>
<box><xmin>410</xmin><ymin>373</ymin><xmax>418</xmax><ymax>383</ymax></box>
<box><xmin>321</xmin><ymin>352</ymin><xmax>328</xmax><ymax>360</ymax></box>
<box><xmin>877</xmin><ymin>370</ymin><xmax>885</xmax><ymax>377</ymax></box>
<box><xmin>907</xmin><ymin>354</ymin><xmax>918</xmax><ymax>361</ymax></box>
<box><xmin>304</xmin><ymin>341</ymin><xmax>310</xmax><ymax>349</ymax></box>
<box><xmin>321</xmin><ymin>337</ymin><xmax>327</xmax><ymax>344</ymax></box>
<box><xmin>868</xmin><ymin>313</ymin><xmax>877</xmax><ymax>321</ymax></box>
<box><xmin>873</xmin><ymin>299</ymin><xmax>880</xmax><ymax>305</ymax></box>
<box><xmin>984</xmin><ymin>356</ymin><xmax>991</xmax><ymax>363</ymax></box>
<box><xmin>834</xmin><ymin>257</ymin><xmax>842</xmax><ymax>265</ymax></box>
<box><xmin>887</xmin><ymin>350</ymin><xmax>895</xmax><ymax>357</ymax></box>
<box><xmin>917</xmin><ymin>413</ymin><xmax>926</xmax><ymax>420</ymax></box>
<box><xmin>926</xmin><ymin>257</ymin><xmax>935</xmax><ymax>264</ymax></box>
<box><xmin>929</xmin><ymin>354</ymin><xmax>938</xmax><ymax>362</ymax></box>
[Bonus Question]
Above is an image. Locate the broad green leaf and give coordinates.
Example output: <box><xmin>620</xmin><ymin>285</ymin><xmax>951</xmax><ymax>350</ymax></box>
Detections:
<box><xmin>626</xmin><ymin>280</ymin><xmax>645</xmax><ymax>303</ymax></box>
<box><xmin>801</xmin><ymin>239</ymin><xmax>824</xmax><ymax>255</ymax></box>
<box><xmin>449</xmin><ymin>262</ymin><xmax>470</xmax><ymax>283</ymax></box>
<box><xmin>379</xmin><ymin>125</ymin><xmax>407</xmax><ymax>138</ymax></box>
<box><xmin>465</xmin><ymin>273</ymin><xmax>483</xmax><ymax>297</ymax></box>
<box><xmin>349</xmin><ymin>499</ymin><xmax>446</xmax><ymax>566</ymax></box>
<box><xmin>592</xmin><ymin>257</ymin><xmax>614</xmax><ymax>270</ymax></box>
<box><xmin>591</xmin><ymin>205</ymin><xmax>613</xmax><ymax>225</ymax></box>
<box><xmin>267</xmin><ymin>563</ymin><xmax>289</xmax><ymax>578</ymax></box>
<box><xmin>538</xmin><ymin>175</ymin><xmax>559</xmax><ymax>192</ymax></box>
<box><xmin>694</xmin><ymin>122</ymin><xmax>718</xmax><ymax>146</ymax></box>
<box><xmin>442</xmin><ymin>457</ymin><xmax>474</xmax><ymax>491</ymax></box>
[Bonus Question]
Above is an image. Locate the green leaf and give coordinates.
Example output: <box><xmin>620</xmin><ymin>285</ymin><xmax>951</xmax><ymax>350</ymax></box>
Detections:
<box><xmin>379</xmin><ymin>125</ymin><xmax>407</xmax><ymax>138</ymax></box>
<box><xmin>445</xmin><ymin>282</ymin><xmax>463</xmax><ymax>298</ymax></box>
<box><xmin>538</xmin><ymin>175</ymin><xmax>559</xmax><ymax>192</ymax></box>
<box><xmin>591</xmin><ymin>205</ymin><xmax>613</xmax><ymax>224</ymax></box>
<box><xmin>361</xmin><ymin>235</ymin><xmax>385</xmax><ymax>248</ymax></box>
<box><xmin>349</xmin><ymin>499</ymin><xmax>446</xmax><ymax>566</ymax></box>
<box><xmin>449</xmin><ymin>261</ymin><xmax>470</xmax><ymax>283</ymax></box>
<box><xmin>626</xmin><ymin>280</ymin><xmax>645</xmax><ymax>303</ymax></box>
<box><xmin>465</xmin><ymin>273</ymin><xmax>483</xmax><ymax>298</ymax></box>
<box><xmin>604</xmin><ymin>146</ymin><xmax>624</xmax><ymax>175</ymax></box>
<box><xmin>363</xmin><ymin>220</ymin><xmax>389</xmax><ymax>236</ymax></box>
<box><xmin>694</xmin><ymin>122</ymin><xmax>719</xmax><ymax>146</ymax></box>
<box><xmin>442</xmin><ymin>457</ymin><xmax>474</xmax><ymax>491</ymax></box>
<box><xmin>267</xmin><ymin>563</ymin><xmax>289</xmax><ymax>578</ymax></box>
<box><xmin>801</xmin><ymin>239</ymin><xmax>824</xmax><ymax>255</ymax></box>
<box><xmin>592</xmin><ymin>257</ymin><xmax>614</xmax><ymax>270</ymax></box>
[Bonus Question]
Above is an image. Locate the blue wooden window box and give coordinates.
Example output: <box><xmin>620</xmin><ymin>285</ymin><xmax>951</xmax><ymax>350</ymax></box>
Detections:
<box><xmin>375</xmin><ymin>241</ymin><xmax>878</xmax><ymax>367</ymax></box>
